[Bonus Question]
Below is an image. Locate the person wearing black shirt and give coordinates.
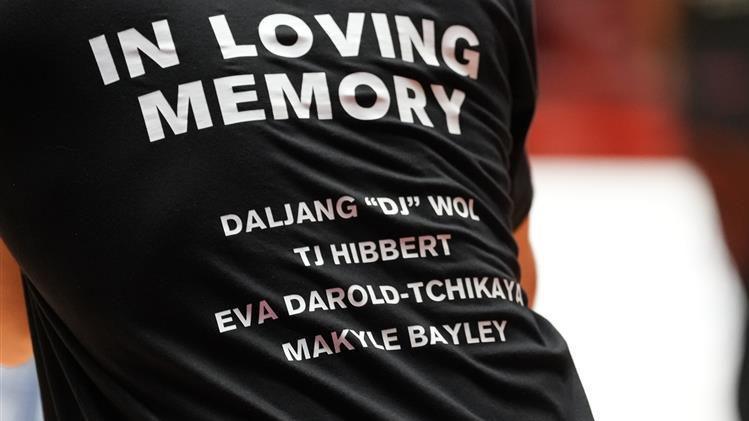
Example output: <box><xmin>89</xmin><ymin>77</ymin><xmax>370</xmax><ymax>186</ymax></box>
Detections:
<box><xmin>0</xmin><ymin>1</ymin><xmax>593</xmax><ymax>419</ymax></box>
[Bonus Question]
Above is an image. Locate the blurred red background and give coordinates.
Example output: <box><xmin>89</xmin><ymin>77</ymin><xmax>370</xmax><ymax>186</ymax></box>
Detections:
<box><xmin>529</xmin><ymin>1</ymin><xmax>684</xmax><ymax>156</ymax></box>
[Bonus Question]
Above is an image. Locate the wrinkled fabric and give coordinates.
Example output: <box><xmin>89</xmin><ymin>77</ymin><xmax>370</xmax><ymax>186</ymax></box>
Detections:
<box><xmin>0</xmin><ymin>1</ymin><xmax>592</xmax><ymax>420</ymax></box>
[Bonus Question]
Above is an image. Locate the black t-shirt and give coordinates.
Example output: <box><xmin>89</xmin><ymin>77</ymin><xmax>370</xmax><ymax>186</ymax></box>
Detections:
<box><xmin>0</xmin><ymin>1</ymin><xmax>592</xmax><ymax>420</ymax></box>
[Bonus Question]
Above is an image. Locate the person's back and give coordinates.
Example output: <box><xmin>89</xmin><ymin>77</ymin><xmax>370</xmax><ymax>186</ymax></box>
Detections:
<box><xmin>0</xmin><ymin>1</ymin><xmax>592</xmax><ymax>419</ymax></box>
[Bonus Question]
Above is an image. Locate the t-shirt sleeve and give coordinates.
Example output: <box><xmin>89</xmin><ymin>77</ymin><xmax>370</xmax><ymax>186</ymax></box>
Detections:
<box><xmin>509</xmin><ymin>145</ymin><xmax>533</xmax><ymax>229</ymax></box>
<box><xmin>508</xmin><ymin>0</ymin><xmax>538</xmax><ymax>230</ymax></box>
